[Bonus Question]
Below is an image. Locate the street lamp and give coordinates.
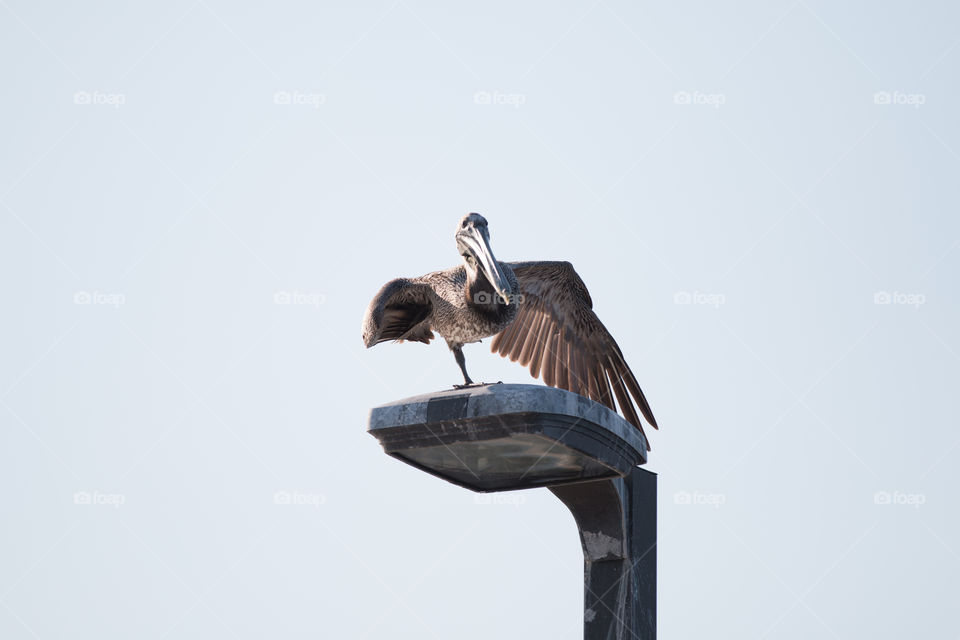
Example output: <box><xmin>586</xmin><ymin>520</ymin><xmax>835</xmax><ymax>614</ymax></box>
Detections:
<box><xmin>369</xmin><ymin>383</ymin><xmax>656</xmax><ymax>639</ymax></box>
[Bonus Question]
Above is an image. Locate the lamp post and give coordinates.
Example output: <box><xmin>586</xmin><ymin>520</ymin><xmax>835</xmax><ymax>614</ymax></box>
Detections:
<box><xmin>368</xmin><ymin>383</ymin><xmax>656</xmax><ymax>639</ymax></box>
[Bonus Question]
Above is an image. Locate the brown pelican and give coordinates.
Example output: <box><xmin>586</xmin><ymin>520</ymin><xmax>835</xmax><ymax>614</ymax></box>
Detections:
<box><xmin>362</xmin><ymin>213</ymin><xmax>658</xmax><ymax>445</ymax></box>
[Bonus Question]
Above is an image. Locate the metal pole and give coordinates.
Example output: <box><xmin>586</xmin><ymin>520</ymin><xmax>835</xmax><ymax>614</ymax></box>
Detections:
<box><xmin>551</xmin><ymin>467</ymin><xmax>657</xmax><ymax>639</ymax></box>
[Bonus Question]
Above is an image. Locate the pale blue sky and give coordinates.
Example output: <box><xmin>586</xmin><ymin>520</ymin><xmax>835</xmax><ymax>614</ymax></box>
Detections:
<box><xmin>2</xmin><ymin>1</ymin><xmax>959</xmax><ymax>638</ymax></box>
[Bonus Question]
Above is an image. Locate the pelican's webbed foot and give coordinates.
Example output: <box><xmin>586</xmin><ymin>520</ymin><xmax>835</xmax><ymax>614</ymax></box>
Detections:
<box><xmin>452</xmin><ymin>380</ymin><xmax>503</xmax><ymax>389</ymax></box>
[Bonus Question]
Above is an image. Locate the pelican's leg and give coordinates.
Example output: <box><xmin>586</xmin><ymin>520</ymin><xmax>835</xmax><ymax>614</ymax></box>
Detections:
<box><xmin>452</xmin><ymin>345</ymin><xmax>475</xmax><ymax>387</ymax></box>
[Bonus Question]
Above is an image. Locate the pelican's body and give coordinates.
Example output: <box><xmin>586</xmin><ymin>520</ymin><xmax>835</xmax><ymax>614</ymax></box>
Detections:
<box><xmin>362</xmin><ymin>213</ymin><xmax>659</xmax><ymax>447</ymax></box>
<box><xmin>412</xmin><ymin>265</ymin><xmax>519</xmax><ymax>345</ymax></box>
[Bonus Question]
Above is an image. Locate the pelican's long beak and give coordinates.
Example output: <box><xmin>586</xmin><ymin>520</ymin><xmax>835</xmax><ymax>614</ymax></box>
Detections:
<box><xmin>460</xmin><ymin>226</ymin><xmax>512</xmax><ymax>304</ymax></box>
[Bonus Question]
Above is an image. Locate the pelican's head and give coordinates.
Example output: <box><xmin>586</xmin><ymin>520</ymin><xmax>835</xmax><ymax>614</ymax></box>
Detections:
<box><xmin>455</xmin><ymin>213</ymin><xmax>513</xmax><ymax>304</ymax></box>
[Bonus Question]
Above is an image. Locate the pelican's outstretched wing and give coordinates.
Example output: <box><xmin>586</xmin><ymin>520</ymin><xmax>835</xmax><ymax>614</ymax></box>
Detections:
<box><xmin>362</xmin><ymin>278</ymin><xmax>435</xmax><ymax>348</ymax></box>
<box><xmin>490</xmin><ymin>261</ymin><xmax>658</xmax><ymax>446</ymax></box>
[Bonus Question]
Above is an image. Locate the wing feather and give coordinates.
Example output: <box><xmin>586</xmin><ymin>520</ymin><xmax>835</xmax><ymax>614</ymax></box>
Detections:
<box><xmin>553</xmin><ymin>333</ymin><xmax>567</xmax><ymax>392</ymax></box>
<box><xmin>542</xmin><ymin>328</ymin><xmax>558</xmax><ymax>387</ymax></box>
<box><xmin>499</xmin><ymin>309</ymin><xmax>525</xmax><ymax>361</ymax></box>
<box><xmin>490</xmin><ymin>261</ymin><xmax>658</xmax><ymax>447</ymax></box>
<box><xmin>362</xmin><ymin>278</ymin><xmax>434</xmax><ymax>347</ymax></box>
<box><xmin>490</xmin><ymin>326</ymin><xmax>505</xmax><ymax>352</ymax></box>
<box><xmin>518</xmin><ymin>306</ymin><xmax>546</xmax><ymax>367</ymax></box>
<box><xmin>509</xmin><ymin>307</ymin><xmax>535</xmax><ymax>362</ymax></box>
<box><xmin>585</xmin><ymin>353</ymin><xmax>600</xmax><ymax>401</ymax></box>
<box><xmin>567</xmin><ymin>337</ymin><xmax>584</xmax><ymax>396</ymax></box>
<box><xmin>528</xmin><ymin>308</ymin><xmax>549</xmax><ymax>379</ymax></box>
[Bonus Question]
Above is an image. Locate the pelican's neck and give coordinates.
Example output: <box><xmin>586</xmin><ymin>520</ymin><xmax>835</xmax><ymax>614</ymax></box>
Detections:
<box><xmin>464</xmin><ymin>265</ymin><xmax>503</xmax><ymax>310</ymax></box>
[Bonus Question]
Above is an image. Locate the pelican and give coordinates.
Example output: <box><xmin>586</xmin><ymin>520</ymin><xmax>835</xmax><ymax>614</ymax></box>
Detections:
<box><xmin>362</xmin><ymin>213</ymin><xmax>658</xmax><ymax>446</ymax></box>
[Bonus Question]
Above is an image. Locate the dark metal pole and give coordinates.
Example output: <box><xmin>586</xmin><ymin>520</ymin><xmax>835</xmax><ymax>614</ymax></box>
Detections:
<box><xmin>551</xmin><ymin>467</ymin><xmax>656</xmax><ymax>640</ymax></box>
